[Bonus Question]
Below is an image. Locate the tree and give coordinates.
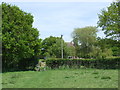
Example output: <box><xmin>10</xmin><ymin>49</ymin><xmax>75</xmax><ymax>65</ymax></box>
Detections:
<box><xmin>2</xmin><ymin>3</ymin><xmax>41</xmax><ymax>71</ymax></box>
<box><xmin>72</xmin><ymin>26</ymin><xmax>98</xmax><ymax>58</ymax></box>
<box><xmin>95</xmin><ymin>38</ymin><xmax>113</xmax><ymax>58</ymax></box>
<box><xmin>97</xmin><ymin>1</ymin><xmax>120</xmax><ymax>57</ymax></box>
<box><xmin>65</xmin><ymin>42</ymin><xmax>76</xmax><ymax>57</ymax></box>
<box><xmin>97</xmin><ymin>38</ymin><xmax>120</xmax><ymax>56</ymax></box>
<box><xmin>41</xmin><ymin>36</ymin><xmax>69</xmax><ymax>58</ymax></box>
<box><xmin>97</xmin><ymin>1</ymin><xmax>120</xmax><ymax>40</ymax></box>
<box><xmin>41</xmin><ymin>36</ymin><xmax>59</xmax><ymax>58</ymax></box>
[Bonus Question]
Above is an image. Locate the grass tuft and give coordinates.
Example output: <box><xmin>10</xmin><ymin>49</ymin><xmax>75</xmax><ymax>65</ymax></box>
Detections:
<box><xmin>101</xmin><ymin>76</ymin><xmax>111</xmax><ymax>79</ymax></box>
<box><xmin>92</xmin><ymin>72</ymin><xmax>99</xmax><ymax>74</ymax></box>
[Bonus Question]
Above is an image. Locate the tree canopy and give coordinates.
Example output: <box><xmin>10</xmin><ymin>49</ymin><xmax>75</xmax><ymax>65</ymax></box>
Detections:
<box><xmin>41</xmin><ymin>36</ymin><xmax>71</xmax><ymax>58</ymax></box>
<box><xmin>72</xmin><ymin>26</ymin><xmax>114</xmax><ymax>58</ymax></box>
<box><xmin>72</xmin><ymin>26</ymin><xmax>98</xmax><ymax>58</ymax></box>
<box><xmin>2</xmin><ymin>3</ymin><xmax>41</xmax><ymax>71</ymax></box>
<box><xmin>97</xmin><ymin>1</ymin><xmax>120</xmax><ymax>57</ymax></box>
<box><xmin>72</xmin><ymin>26</ymin><xmax>97</xmax><ymax>58</ymax></box>
<box><xmin>97</xmin><ymin>1</ymin><xmax>120</xmax><ymax>40</ymax></box>
<box><xmin>72</xmin><ymin>26</ymin><xmax>97</xmax><ymax>45</ymax></box>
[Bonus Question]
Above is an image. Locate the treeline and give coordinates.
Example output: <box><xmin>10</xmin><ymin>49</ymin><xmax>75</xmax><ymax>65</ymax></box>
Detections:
<box><xmin>72</xmin><ymin>27</ymin><xmax>120</xmax><ymax>59</ymax></box>
<box><xmin>1</xmin><ymin>2</ymin><xmax>120</xmax><ymax>72</ymax></box>
<box><xmin>40</xmin><ymin>36</ymin><xmax>75</xmax><ymax>59</ymax></box>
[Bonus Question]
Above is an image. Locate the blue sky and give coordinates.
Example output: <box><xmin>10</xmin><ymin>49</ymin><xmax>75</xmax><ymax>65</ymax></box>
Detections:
<box><xmin>6</xmin><ymin>2</ymin><xmax>112</xmax><ymax>41</ymax></box>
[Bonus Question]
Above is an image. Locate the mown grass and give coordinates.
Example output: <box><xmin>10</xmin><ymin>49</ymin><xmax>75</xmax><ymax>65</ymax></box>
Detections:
<box><xmin>2</xmin><ymin>69</ymin><xmax>118</xmax><ymax>88</ymax></box>
<box><xmin>0</xmin><ymin>74</ymin><xmax>2</xmax><ymax>89</ymax></box>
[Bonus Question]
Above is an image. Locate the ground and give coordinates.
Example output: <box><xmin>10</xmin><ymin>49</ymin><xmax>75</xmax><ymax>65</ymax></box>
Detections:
<box><xmin>2</xmin><ymin>69</ymin><xmax>118</xmax><ymax>88</ymax></box>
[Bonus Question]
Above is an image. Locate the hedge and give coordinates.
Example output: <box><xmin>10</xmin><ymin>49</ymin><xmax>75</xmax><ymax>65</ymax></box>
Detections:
<box><xmin>45</xmin><ymin>58</ymin><xmax>120</xmax><ymax>69</ymax></box>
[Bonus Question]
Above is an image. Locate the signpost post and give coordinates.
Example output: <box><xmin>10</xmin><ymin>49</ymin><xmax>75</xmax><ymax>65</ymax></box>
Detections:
<box><xmin>61</xmin><ymin>35</ymin><xmax>63</xmax><ymax>59</ymax></box>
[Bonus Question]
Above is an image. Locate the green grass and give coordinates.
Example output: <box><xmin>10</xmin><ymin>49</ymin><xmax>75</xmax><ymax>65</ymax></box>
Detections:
<box><xmin>2</xmin><ymin>69</ymin><xmax>118</xmax><ymax>88</ymax></box>
<box><xmin>0</xmin><ymin>74</ymin><xmax>2</xmax><ymax>89</ymax></box>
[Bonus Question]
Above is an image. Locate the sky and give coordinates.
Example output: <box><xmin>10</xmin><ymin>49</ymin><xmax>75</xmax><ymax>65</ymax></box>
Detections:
<box><xmin>2</xmin><ymin>1</ymin><xmax>114</xmax><ymax>42</ymax></box>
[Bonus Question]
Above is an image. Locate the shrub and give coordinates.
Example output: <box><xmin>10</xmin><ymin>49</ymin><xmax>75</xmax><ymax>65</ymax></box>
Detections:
<box><xmin>45</xmin><ymin>57</ymin><xmax>120</xmax><ymax>69</ymax></box>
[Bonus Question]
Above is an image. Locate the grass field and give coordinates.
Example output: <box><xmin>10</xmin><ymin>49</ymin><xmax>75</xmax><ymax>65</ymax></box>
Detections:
<box><xmin>2</xmin><ymin>69</ymin><xmax>118</xmax><ymax>88</ymax></box>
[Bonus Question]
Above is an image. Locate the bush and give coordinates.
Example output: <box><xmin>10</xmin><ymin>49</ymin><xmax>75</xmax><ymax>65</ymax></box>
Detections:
<box><xmin>46</xmin><ymin>57</ymin><xmax>120</xmax><ymax>69</ymax></box>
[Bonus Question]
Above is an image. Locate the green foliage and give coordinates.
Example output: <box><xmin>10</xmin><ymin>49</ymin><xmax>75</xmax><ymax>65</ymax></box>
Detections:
<box><xmin>72</xmin><ymin>26</ymin><xmax>97</xmax><ymax>46</ymax></box>
<box><xmin>97</xmin><ymin>38</ymin><xmax>120</xmax><ymax>57</ymax></box>
<box><xmin>2</xmin><ymin>3</ymin><xmax>42</xmax><ymax>71</ymax></box>
<box><xmin>97</xmin><ymin>1</ymin><xmax>120</xmax><ymax>40</ymax></box>
<box><xmin>41</xmin><ymin>36</ymin><xmax>70</xmax><ymax>58</ymax></box>
<box><xmin>65</xmin><ymin>43</ymin><xmax>76</xmax><ymax>57</ymax></box>
<box><xmin>46</xmin><ymin>57</ymin><xmax>120</xmax><ymax>69</ymax></box>
<box><xmin>72</xmin><ymin>26</ymin><xmax>98</xmax><ymax>58</ymax></box>
<box><xmin>97</xmin><ymin>1</ymin><xmax>120</xmax><ymax>57</ymax></box>
<box><xmin>41</xmin><ymin>36</ymin><xmax>61</xmax><ymax>58</ymax></box>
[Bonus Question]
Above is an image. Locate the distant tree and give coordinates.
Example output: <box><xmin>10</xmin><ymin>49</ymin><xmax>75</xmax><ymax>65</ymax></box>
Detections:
<box><xmin>72</xmin><ymin>26</ymin><xmax>97</xmax><ymax>58</ymax></box>
<box><xmin>65</xmin><ymin>42</ymin><xmax>76</xmax><ymax>57</ymax></box>
<box><xmin>41</xmin><ymin>36</ymin><xmax>59</xmax><ymax>58</ymax></box>
<box><xmin>2</xmin><ymin>3</ymin><xmax>41</xmax><ymax>71</ymax></box>
<box><xmin>94</xmin><ymin>38</ymin><xmax>113</xmax><ymax>58</ymax></box>
<box><xmin>41</xmin><ymin>36</ymin><xmax>69</xmax><ymax>58</ymax></box>
<box><xmin>97</xmin><ymin>1</ymin><xmax>120</xmax><ymax>40</ymax></box>
<box><xmin>97</xmin><ymin>38</ymin><xmax>120</xmax><ymax>56</ymax></box>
